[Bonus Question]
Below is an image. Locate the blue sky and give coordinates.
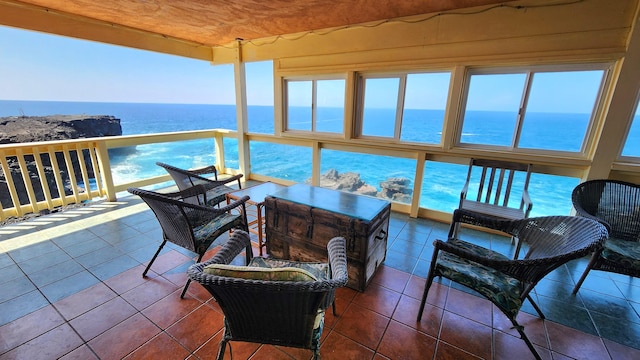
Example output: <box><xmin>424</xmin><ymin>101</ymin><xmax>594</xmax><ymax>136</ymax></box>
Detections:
<box><xmin>0</xmin><ymin>26</ymin><xmax>270</xmax><ymax>105</ymax></box>
<box><xmin>1</xmin><ymin>25</ymin><xmax>604</xmax><ymax>112</ymax></box>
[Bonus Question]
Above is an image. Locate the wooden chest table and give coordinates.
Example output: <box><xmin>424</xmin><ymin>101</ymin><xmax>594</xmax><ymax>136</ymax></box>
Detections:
<box><xmin>265</xmin><ymin>184</ymin><xmax>391</xmax><ymax>291</ymax></box>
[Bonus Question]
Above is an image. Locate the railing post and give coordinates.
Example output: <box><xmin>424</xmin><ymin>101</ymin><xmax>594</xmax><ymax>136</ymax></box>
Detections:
<box><xmin>95</xmin><ymin>141</ymin><xmax>117</xmax><ymax>201</ymax></box>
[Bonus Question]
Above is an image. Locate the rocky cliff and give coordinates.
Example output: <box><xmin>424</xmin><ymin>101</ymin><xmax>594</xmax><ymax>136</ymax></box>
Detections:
<box><xmin>0</xmin><ymin>115</ymin><xmax>123</xmax><ymax>209</ymax></box>
<box><xmin>0</xmin><ymin>115</ymin><xmax>122</xmax><ymax>144</ymax></box>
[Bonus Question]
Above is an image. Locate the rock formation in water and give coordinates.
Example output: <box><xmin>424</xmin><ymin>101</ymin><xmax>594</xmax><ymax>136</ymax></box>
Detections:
<box><xmin>0</xmin><ymin>115</ymin><xmax>123</xmax><ymax>209</ymax></box>
<box><xmin>314</xmin><ymin>169</ymin><xmax>413</xmax><ymax>203</ymax></box>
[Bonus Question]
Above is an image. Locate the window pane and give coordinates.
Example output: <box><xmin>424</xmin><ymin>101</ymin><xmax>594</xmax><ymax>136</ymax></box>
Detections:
<box><xmin>461</xmin><ymin>73</ymin><xmax>526</xmax><ymax>146</ymax></box>
<box><xmin>401</xmin><ymin>72</ymin><xmax>450</xmax><ymax>144</ymax></box>
<box><xmin>246</xmin><ymin>61</ymin><xmax>274</xmax><ymax>134</ymax></box>
<box><xmin>223</xmin><ymin>137</ymin><xmax>239</xmax><ymax>170</ymax></box>
<box><xmin>527</xmin><ymin>173</ymin><xmax>578</xmax><ymax>217</ymax></box>
<box><xmin>250</xmin><ymin>141</ymin><xmax>311</xmax><ymax>182</ymax></box>
<box><xmin>621</xmin><ymin>97</ymin><xmax>640</xmax><ymax>157</ymax></box>
<box><xmin>361</xmin><ymin>78</ymin><xmax>399</xmax><ymax>137</ymax></box>
<box><xmin>520</xmin><ymin>71</ymin><xmax>603</xmax><ymax>151</ymax></box>
<box><xmin>287</xmin><ymin>81</ymin><xmax>312</xmax><ymax>131</ymax></box>
<box><xmin>420</xmin><ymin>161</ymin><xmax>468</xmax><ymax>212</ymax></box>
<box><xmin>320</xmin><ymin>149</ymin><xmax>415</xmax><ymax>204</ymax></box>
<box><xmin>316</xmin><ymin>79</ymin><xmax>345</xmax><ymax>133</ymax></box>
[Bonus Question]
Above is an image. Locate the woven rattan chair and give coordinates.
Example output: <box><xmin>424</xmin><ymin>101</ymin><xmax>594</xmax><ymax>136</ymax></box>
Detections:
<box><xmin>454</xmin><ymin>158</ymin><xmax>534</xmax><ymax>258</ymax></box>
<box><xmin>156</xmin><ymin>162</ymin><xmax>243</xmax><ymax>206</ymax></box>
<box><xmin>128</xmin><ymin>185</ymin><xmax>250</xmax><ymax>298</ymax></box>
<box><xmin>571</xmin><ymin>179</ymin><xmax>640</xmax><ymax>294</ymax></box>
<box><xmin>418</xmin><ymin>209</ymin><xmax>607</xmax><ymax>360</ymax></box>
<box><xmin>188</xmin><ymin>230</ymin><xmax>348</xmax><ymax>360</ymax></box>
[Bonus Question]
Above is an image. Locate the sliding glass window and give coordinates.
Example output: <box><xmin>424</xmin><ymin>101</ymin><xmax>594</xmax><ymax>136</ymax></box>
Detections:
<box><xmin>357</xmin><ymin>72</ymin><xmax>451</xmax><ymax>144</ymax></box>
<box><xmin>284</xmin><ymin>77</ymin><xmax>345</xmax><ymax>134</ymax></box>
<box><xmin>459</xmin><ymin>65</ymin><xmax>608</xmax><ymax>152</ymax></box>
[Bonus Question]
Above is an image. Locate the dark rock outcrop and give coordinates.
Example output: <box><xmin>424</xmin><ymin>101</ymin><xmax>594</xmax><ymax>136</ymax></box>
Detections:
<box><xmin>0</xmin><ymin>114</ymin><xmax>122</xmax><ymax>144</ymax></box>
<box><xmin>312</xmin><ymin>169</ymin><xmax>413</xmax><ymax>203</ymax></box>
<box><xmin>0</xmin><ymin>115</ymin><xmax>123</xmax><ymax>209</ymax></box>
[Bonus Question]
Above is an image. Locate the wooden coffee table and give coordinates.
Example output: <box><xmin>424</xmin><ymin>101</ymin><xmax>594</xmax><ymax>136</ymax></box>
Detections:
<box><xmin>227</xmin><ymin>182</ymin><xmax>288</xmax><ymax>255</ymax></box>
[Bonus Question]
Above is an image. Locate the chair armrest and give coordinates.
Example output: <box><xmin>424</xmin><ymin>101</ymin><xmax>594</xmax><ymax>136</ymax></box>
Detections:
<box><xmin>182</xmin><ymin>193</ymin><xmax>249</xmax><ymax>214</ymax></box>
<box><xmin>200</xmin><ymin>174</ymin><xmax>244</xmax><ymax>191</ymax></box>
<box><xmin>189</xmin><ymin>164</ymin><xmax>218</xmax><ymax>177</ymax></box>
<box><xmin>202</xmin><ymin>230</ymin><xmax>252</xmax><ymax>266</ymax></box>
<box><xmin>327</xmin><ymin>237</ymin><xmax>348</xmax><ymax>286</ymax></box>
<box><xmin>460</xmin><ymin>180</ymin><xmax>470</xmax><ymax>201</ymax></box>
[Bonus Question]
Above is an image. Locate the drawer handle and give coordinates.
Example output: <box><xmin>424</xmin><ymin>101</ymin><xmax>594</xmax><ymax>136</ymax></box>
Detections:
<box><xmin>375</xmin><ymin>229</ymin><xmax>387</xmax><ymax>241</ymax></box>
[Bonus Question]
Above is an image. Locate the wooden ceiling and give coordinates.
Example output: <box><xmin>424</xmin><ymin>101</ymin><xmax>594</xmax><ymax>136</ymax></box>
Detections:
<box><xmin>6</xmin><ymin>0</ymin><xmax>510</xmax><ymax>47</ymax></box>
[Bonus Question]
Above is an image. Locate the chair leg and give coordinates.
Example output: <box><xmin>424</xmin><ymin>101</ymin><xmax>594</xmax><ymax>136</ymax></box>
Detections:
<box><xmin>245</xmin><ymin>244</ymin><xmax>253</xmax><ymax>265</ymax></box>
<box><xmin>572</xmin><ymin>252</ymin><xmax>599</xmax><ymax>294</ymax></box>
<box><xmin>417</xmin><ymin>249</ymin><xmax>440</xmax><ymax>321</ymax></box>
<box><xmin>143</xmin><ymin>239</ymin><xmax>167</xmax><ymax>277</ymax></box>
<box><xmin>216</xmin><ymin>339</ymin><xmax>228</xmax><ymax>360</ymax></box>
<box><xmin>526</xmin><ymin>294</ymin><xmax>545</xmax><ymax>319</ymax></box>
<box><xmin>512</xmin><ymin>236</ymin><xmax>522</xmax><ymax>259</ymax></box>
<box><xmin>181</xmin><ymin>253</ymin><xmax>206</xmax><ymax>299</ymax></box>
<box><xmin>511</xmin><ymin>318</ymin><xmax>542</xmax><ymax>360</ymax></box>
<box><xmin>180</xmin><ymin>279</ymin><xmax>192</xmax><ymax>299</ymax></box>
<box><xmin>572</xmin><ymin>266</ymin><xmax>593</xmax><ymax>294</ymax></box>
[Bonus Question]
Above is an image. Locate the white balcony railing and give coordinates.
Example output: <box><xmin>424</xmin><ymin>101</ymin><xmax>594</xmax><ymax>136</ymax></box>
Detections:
<box><xmin>0</xmin><ymin>130</ymin><xmax>230</xmax><ymax>221</ymax></box>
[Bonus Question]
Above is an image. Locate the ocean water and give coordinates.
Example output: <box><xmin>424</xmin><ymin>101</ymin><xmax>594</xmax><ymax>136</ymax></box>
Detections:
<box><xmin>2</xmin><ymin>100</ymin><xmax>630</xmax><ymax>216</ymax></box>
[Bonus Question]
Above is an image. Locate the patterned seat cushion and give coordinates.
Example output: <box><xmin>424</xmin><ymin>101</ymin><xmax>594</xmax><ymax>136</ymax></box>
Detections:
<box><xmin>192</xmin><ymin>213</ymin><xmax>241</xmax><ymax>241</ymax></box>
<box><xmin>249</xmin><ymin>257</ymin><xmax>330</xmax><ymax>280</ymax></box>
<box><xmin>601</xmin><ymin>238</ymin><xmax>640</xmax><ymax>270</ymax></box>
<box><xmin>203</xmin><ymin>263</ymin><xmax>318</xmax><ymax>281</ymax></box>
<box><xmin>435</xmin><ymin>240</ymin><xmax>523</xmax><ymax>317</ymax></box>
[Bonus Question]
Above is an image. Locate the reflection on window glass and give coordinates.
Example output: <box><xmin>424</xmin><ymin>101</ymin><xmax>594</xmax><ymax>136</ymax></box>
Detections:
<box><xmin>401</xmin><ymin>72</ymin><xmax>450</xmax><ymax>144</ymax></box>
<box><xmin>461</xmin><ymin>73</ymin><xmax>525</xmax><ymax>146</ymax></box>
<box><xmin>320</xmin><ymin>149</ymin><xmax>415</xmax><ymax>203</ymax></box>
<box><xmin>420</xmin><ymin>161</ymin><xmax>577</xmax><ymax>216</ymax></box>
<box><xmin>520</xmin><ymin>71</ymin><xmax>602</xmax><ymax>151</ymax></box>
<box><xmin>362</xmin><ymin>78</ymin><xmax>399</xmax><ymax>137</ymax></box>
<box><xmin>246</xmin><ymin>61</ymin><xmax>275</xmax><ymax>134</ymax></box>
<box><xmin>316</xmin><ymin>80</ymin><xmax>345</xmax><ymax>133</ymax></box>
<box><xmin>250</xmin><ymin>141</ymin><xmax>311</xmax><ymax>182</ymax></box>
<box><xmin>621</xmin><ymin>97</ymin><xmax>640</xmax><ymax>157</ymax></box>
<box><xmin>287</xmin><ymin>81</ymin><xmax>313</xmax><ymax>131</ymax></box>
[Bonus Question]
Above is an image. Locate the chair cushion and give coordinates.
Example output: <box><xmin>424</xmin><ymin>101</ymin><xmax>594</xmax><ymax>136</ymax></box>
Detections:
<box><xmin>435</xmin><ymin>240</ymin><xmax>523</xmax><ymax>317</ymax></box>
<box><xmin>601</xmin><ymin>238</ymin><xmax>640</xmax><ymax>269</ymax></box>
<box><xmin>192</xmin><ymin>213</ymin><xmax>241</xmax><ymax>240</ymax></box>
<box><xmin>249</xmin><ymin>257</ymin><xmax>330</xmax><ymax>280</ymax></box>
<box><xmin>203</xmin><ymin>263</ymin><xmax>318</xmax><ymax>281</ymax></box>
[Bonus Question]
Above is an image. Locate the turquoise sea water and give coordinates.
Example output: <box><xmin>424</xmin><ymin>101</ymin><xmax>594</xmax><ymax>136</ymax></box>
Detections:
<box><xmin>2</xmin><ymin>100</ymin><xmax>632</xmax><ymax>216</ymax></box>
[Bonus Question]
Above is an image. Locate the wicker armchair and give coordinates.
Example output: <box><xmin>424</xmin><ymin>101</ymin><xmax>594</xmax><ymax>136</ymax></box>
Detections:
<box><xmin>127</xmin><ymin>185</ymin><xmax>250</xmax><ymax>298</ymax></box>
<box><xmin>156</xmin><ymin>162</ymin><xmax>243</xmax><ymax>206</ymax></box>
<box><xmin>571</xmin><ymin>179</ymin><xmax>640</xmax><ymax>294</ymax></box>
<box><xmin>418</xmin><ymin>209</ymin><xmax>607</xmax><ymax>360</ymax></box>
<box><xmin>188</xmin><ymin>230</ymin><xmax>348</xmax><ymax>360</ymax></box>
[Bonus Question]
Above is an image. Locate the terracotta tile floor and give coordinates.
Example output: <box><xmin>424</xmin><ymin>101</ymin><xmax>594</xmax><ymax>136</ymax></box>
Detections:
<box><xmin>1</xmin><ymin>191</ymin><xmax>640</xmax><ymax>359</ymax></box>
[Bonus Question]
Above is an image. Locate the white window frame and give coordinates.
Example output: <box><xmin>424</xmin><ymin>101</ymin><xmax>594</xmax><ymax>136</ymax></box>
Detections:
<box><xmin>354</xmin><ymin>71</ymin><xmax>452</xmax><ymax>143</ymax></box>
<box><xmin>457</xmin><ymin>63</ymin><xmax>611</xmax><ymax>154</ymax></box>
<box><xmin>283</xmin><ymin>75</ymin><xmax>346</xmax><ymax>134</ymax></box>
